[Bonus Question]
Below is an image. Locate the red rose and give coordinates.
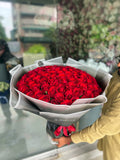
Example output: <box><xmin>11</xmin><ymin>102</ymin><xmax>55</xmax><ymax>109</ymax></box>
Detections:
<box><xmin>61</xmin><ymin>99</ymin><xmax>73</xmax><ymax>105</ymax></box>
<box><xmin>26</xmin><ymin>91</ymin><xmax>34</xmax><ymax>97</ymax></box>
<box><xmin>19</xmin><ymin>85</ymin><xmax>29</xmax><ymax>94</ymax></box>
<box><xmin>54</xmin><ymin>92</ymin><xmax>64</xmax><ymax>103</ymax></box>
<box><xmin>50</xmin><ymin>99</ymin><xmax>58</xmax><ymax>104</ymax></box>
<box><xmin>67</xmin><ymin>81</ymin><xmax>76</xmax><ymax>88</ymax></box>
<box><xmin>80</xmin><ymin>83</ymin><xmax>88</xmax><ymax>90</ymax></box>
<box><xmin>34</xmin><ymin>90</ymin><xmax>42</xmax><ymax>99</ymax></box>
<box><xmin>41</xmin><ymin>82</ymin><xmax>50</xmax><ymax>92</ymax></box>
<box><xmin>34</xmin><ymin>75</ymin><xmax>41</xmax><ymax>83</ymax></box>
<box><xmin>85</xmin><ymin>90</ymin><xmax>93</xmax><ymax>98</ymax></box>
<box><xmin>73</xmin><ymin>88</ymin><xmax>83</xmax><ymax>97</ymax></box>
<box><xmin>65</xmin><ymin>89</ymin><xmax>73</xmax><ymax>99</ymax></box>
<box><xmin>27</xmin><ymin>80</ymin><xmax>35</xmax><ymax>86</ymax></box>
<box><xmin>57</xmin><ymin>84</ymin><xmax>65</xmax><ymax>93</ymax></box>
<box><xmin>50</xmin><ymin>79</ymin><xmax>59</xmax><ymax>86</ymax></box>
<box><xmin>48</xmin><ymin>86</ymin><xmax>56</xmax><ymax>97</ymax></box>
<box><xmin>39</xmin><ymin>95</ymin><xmax>50</xmax><ymax>102</ymax></box>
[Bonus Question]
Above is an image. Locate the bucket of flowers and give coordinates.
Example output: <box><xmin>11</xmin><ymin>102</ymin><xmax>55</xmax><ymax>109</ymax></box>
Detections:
<box><xmin>9</xmin><ymin>57</ymin><xmax>111</xmax><ymax>139</ymax></box>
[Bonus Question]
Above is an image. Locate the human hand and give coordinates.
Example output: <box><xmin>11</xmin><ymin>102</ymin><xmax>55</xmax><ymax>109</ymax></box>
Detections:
<box><xmin>52</xmin><ymin>136</ymin><xmax>72</xmax><ymax>148</ymax></box>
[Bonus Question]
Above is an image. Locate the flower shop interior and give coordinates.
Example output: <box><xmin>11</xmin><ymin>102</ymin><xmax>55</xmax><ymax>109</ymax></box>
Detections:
<box><xmin>0</xmin><ymin>0</ymin><xmax>120</xmax><ymax>160</ymax></box>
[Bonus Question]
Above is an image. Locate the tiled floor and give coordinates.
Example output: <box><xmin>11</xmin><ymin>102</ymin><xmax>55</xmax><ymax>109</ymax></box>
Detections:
<box><xmin>23</xmin><ymin>142</ymin><xmax>103</xmax><ymax>160</ymax></box>
<box><xmin>0</xmin><ymin>101</ymin><xmax>102</xmax><ymax>160</ymax></box>
<box><xmin>0</xmin><ymin>102</ymin><xmax>55</xmax><ymax>160</ymax></box>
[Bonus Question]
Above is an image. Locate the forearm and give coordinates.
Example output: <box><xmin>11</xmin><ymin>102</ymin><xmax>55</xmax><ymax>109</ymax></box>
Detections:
<box><xmin>71</xmin><ymin>112</ymin><xmax>120</xmax><ymax>144</ymax></box>
<box><xmin>71</xmin><ymin>119</ymin><xmax>104</xmax><ymax>144</ymax></box>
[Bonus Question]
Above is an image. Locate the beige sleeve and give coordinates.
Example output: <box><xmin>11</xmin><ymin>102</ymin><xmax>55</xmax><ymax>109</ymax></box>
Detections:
<box><xmin>71</xmin><ymin>95</ymin><xmax>120</xmax><ymax>144</ymax></box>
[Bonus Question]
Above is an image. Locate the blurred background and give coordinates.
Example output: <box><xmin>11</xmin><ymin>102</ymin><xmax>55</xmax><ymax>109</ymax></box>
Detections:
<box><xmin>0</xmin><ymin>0</ymin><xmax>120</xmax><ymax>159</ymax></box>
<box><xmin>1</xmin><ymin>0</ymin><xmax>120</xmax><ymax>69</ymax></box>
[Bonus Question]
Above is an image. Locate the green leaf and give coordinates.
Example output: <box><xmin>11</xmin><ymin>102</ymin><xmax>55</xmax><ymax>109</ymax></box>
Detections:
<box><xmin>79</xmin><ymin>95</ymin><xmax>82</xmax><ymax>98</ymax></box>
<box><xmin>45</xmin><ymin>91</ymin><xmax>48</xmax><ymax>94</ymax></box>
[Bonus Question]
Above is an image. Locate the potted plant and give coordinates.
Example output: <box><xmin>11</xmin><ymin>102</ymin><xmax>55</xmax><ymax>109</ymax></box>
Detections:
<box><xmin>23</xmin><ymin>44</ymin><xmax>47</xmax><ymax>66</ymax></box>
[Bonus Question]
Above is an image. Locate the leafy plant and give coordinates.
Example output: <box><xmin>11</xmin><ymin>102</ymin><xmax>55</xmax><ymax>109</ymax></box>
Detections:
<box><xmin>44</xmin><ymin>24</ymin><xmax>57</xmax><ymax>42</ymax></box>
<box><xmin>25</xmin><ymin>44</ymin><xmax>47</xmax><ymax>55</ymax></box>
<box><xmin>89</xmin><ymin>24</ymin><xmax>120</xmax><ymax>49</ymax></box>
<box><xmin>57</xmin><ymin>0</ymin><xmax>120</xmax><ymax>61</ymax></box>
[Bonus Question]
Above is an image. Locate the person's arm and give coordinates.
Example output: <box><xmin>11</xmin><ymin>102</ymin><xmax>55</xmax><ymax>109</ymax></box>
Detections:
<box><xmin>6</xmin><ymin>57</ymin><xmax>21</xmax><ymax>72</ymax></box>
<box><xmin>53</xmin><ymin>92</ymin><xmax>120</xmax><ymax>147</ymax></box>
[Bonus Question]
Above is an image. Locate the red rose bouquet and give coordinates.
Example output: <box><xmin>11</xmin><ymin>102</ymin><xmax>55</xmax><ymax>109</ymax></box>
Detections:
<box><xmin>16</xmin><ymin>65</ymin><xmax>102</xmax><ymax>105</ymax></box>
<box><xmin>17</xmin><ymin>65</ymin><xmax>102</xmax><ymax>106</ymax></box>
<box><xmin>15</xmin><ymin>64</ymin><xmax>103</xmax><ymax>138</ymax></box>
<box><xmin>9</xmin><ymin>57</ymin><xmax>111</xmax><ymax>138</ymax></box>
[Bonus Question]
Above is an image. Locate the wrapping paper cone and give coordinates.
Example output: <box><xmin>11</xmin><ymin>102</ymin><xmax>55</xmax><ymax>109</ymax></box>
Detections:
<box><xmin>9</xmin><ymin>57</ymin><xmax>112</xmax><ymax>125</ymax></box>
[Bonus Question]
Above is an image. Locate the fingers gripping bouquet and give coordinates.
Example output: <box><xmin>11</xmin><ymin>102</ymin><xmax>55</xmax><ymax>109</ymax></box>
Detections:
<box><xmin>9</xmin><ymin>57</ymin><xmax>111</xmax><ymax>139</ymax></box>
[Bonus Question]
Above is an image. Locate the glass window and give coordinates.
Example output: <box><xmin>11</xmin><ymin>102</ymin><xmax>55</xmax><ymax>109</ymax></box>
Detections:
<box><xmin>0</xmin><ymin>1</ymin><xmax>57</xmax><ymax>159</ymax></box>
<box><xmin>0</xmin><ymin>0</ymin><xmax>120</xmax><ymax>159</ymax></box>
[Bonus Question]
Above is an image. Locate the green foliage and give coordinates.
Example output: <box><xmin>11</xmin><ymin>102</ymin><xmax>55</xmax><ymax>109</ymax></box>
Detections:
<box><xmin>44</xmin><ymin>24</ymin><xmax>57</xmax><ymax>42</ymax></box>
<box><xmin>89</xmin><ymin>24</ymin><xmax>120</xmax><ymax>49</ymax></box>
<box><xmin>25</xmin><ymin>44</ymin><xmax>47</xmax><ymax>55</ymax></box>
<box><xmin>0</xmin><ymin>20</ymin><xmax>7</xmax><ymax>40</ymax></box>
<box><xmin>57</xmin><ymin>0</ymin><xmax>120</xmax><ymax>60</ymax></box>
<box><xmin>44</xmin><ymin>25</ymin><xmax>58</xmax><ymax>58</ymax></box>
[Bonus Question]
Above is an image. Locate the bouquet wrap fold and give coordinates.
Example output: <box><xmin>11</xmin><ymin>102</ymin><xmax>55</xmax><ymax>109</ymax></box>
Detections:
<box><xmin>9</xmin><ymin>57</ymin><xmax>112</xmax><ymax>126</ymax></box>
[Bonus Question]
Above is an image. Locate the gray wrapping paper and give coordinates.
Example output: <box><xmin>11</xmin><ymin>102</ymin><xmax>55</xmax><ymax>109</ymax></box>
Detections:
<box><xmin>9</xmin><ymin>57</ymin><xmax>112</xmax><ymax>126</ymax></box>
